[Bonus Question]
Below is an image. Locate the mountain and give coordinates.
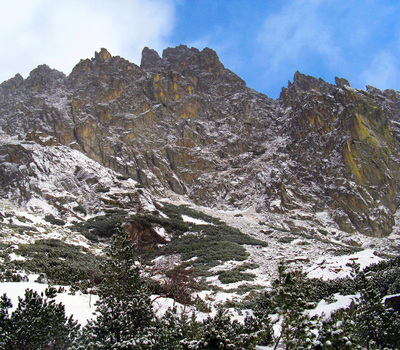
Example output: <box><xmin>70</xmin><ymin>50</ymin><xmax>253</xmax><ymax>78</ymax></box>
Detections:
<box><xmin>1</xmin><ymin>45</ymin><xmax>400</xmax><ymax>239</ymax></box>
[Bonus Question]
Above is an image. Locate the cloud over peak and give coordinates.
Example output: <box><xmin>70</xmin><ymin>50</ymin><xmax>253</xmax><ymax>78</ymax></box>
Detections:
<box><xmin>0</xmin><ymin>0</ymin><xmax>175</xmax><ymax>81</ymax></box>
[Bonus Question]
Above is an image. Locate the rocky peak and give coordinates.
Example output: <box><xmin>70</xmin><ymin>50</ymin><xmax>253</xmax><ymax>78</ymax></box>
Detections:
<box><xmin>141</xmin><ymin>45</ymin><xmax>232</xmax><ymax>81</ymax></box>
<box><xmin>292</xmin><ymin>71</ymin><xmax>331</xmax><ymax>92</ymax></box>
<box><xmin>335</xmin><ymin>76</ymin><xmax>350</xmax><ymax>87</ymax></box>
<box><xmin>162</xmin><ymin>45</ymin><xmax>200</xmax><ymax>68</ymax></box>
<box><xmin>162</xmin><ymin>45</ymin><xmax>224</xmax><ymax>75</ymax></box>
<box><xmin>279</xmin><ymin>71</ymin><xmax>333</xmax><ymax>104</ymax></box>
<box><xmin>0</xmin><ymin>74</ymin><xmax>24</xmax><ymax>95</ymax></box>
<box><xmin>24</xmin><ymin>65</ymin><xmax>65</xmax><ymax>92</ymax></box>
<box><xmin>67</xmin><ymin>49</ymin><xmax>142</xmax><ymax>89</ymax></box>
<box><xmin>140</xmin><ymin>47</ymin><xmax>163</xmax><ymax>70</ymax></box>
<box><xmin>366</xmin><ymin>85</ymin><xmax>382</xmax><ymax>95</ymax></box>
<box><xmin>0</xmin><ymin>46</ymin><xmax>400</xmax><ymax>238</ymax></box>
<box><xmin>277</xmin><ymin>70</ymin><xmax>400</xmax><ymax>237</ymax></box>
<box><xmin>94</xmin><ymin>48</ymin><xmax>112</xmax><ymax>61</ymax></box>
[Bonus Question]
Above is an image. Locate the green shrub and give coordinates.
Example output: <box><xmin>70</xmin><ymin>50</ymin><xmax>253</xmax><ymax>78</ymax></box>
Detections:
<box><xmin>218</xmin><ymin>270</ymin><xmax>256</xmax><ymax>284</ymax></box>
<box><xmin>166</xmin><ymin>237</ymin><xmax>249</xmax><ymax>267</ymax></box>
<box><xmin>44</xmin><ymin>214</ymin><xmax>65</xmax><ymax>226</ymax></box>
<box><xmin>95</xmin><ymin>187</ymin><xmax>110</xmax><ymax>193</ymax></box>
<box><xmin>73</xmin><ymin>204</ymin><xmax>87</xmax><ymax>215</ymax></box>
<box><xmin>72</xmin><ymin>211</ymin><xmax>127</xmax><ymax>240</ymax></box>
<box><xmin>138</xmin><ymin>203</ymin><xmax>267</xmax><ymax>271</ymax></box>
<box><xmin>162</xmin><ymin>203</ymin><xmax>223</xmax><ymax>226</ymax></box>
<box><xmin>13</xmin><ymin>239</ymin><xmax>104</xmax><ymax>287</ymax></box>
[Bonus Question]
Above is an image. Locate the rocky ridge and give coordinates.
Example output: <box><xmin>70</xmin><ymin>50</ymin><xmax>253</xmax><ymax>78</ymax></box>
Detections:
<box><xmin>0</xmin><ymin>45</ymin><xmax>400</xmax><ymax>238</ymax></box>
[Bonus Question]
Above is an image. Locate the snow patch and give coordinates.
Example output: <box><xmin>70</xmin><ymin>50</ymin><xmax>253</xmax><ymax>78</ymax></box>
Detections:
<box><xmin>306</xmin><ymin>249</ymin><xmax>382</xmax><ymax>280</ymax></box>
<box><xmin>0</xmin><ymin>279</ymin><xmax>98</xmax><ymax>325</ymax></box>
<box><xmin>309</xmin><ymin>293</ymin><xmax>359</xmax><ymax>319</ymax></box>
<box><xmin>181</xmin><ymin>215</ymin><xmax>214</xmax><ymax>225</ymax></box>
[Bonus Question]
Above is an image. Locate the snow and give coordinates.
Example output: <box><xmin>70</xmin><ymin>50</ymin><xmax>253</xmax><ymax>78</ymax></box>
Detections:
<box><xmin>0</xmin><ymin>277</ymin><xmax>98</xmax><ymax>325</ymax></box>
<box><xmin>306</xmin><ymin>249</ymin><xmax>382</xmax><ymax>280</ymax></box>
<box><xmin>151</xmin><ymin>296</ymin><xmax>193</xmax><ymax>318</ymax></box>
<box><xmin>309</xmin><ymin>293</ymin><xmax>359</xmax><ymax>319</ymax></box>
<box><xmin>8</xmin><ymin>252</ymin><xmax>26</xmax><ymax>261</ymax></box>
<box><xmin>153</xmin><ymin>226</ymin><xmax>170</xmax><ymax>241</ymax></box>
<box><xmin>383</xmin><ymin>293</ymin><xmax>400</xmax><ymax>303</ymax></box>
<box><xmin>181</xmin><ymin>214</ymin><xmax>214</xmax><ymax>225</ymax></box>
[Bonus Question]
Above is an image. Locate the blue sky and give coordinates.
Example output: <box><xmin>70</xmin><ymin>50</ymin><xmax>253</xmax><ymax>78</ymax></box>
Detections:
<box><xmin>0</xmin><ymin>0</ymin><xmax>399</xmax><ymax>99</ymax></box>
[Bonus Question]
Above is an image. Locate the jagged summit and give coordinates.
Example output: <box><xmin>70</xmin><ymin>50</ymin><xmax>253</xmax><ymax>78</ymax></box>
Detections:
<box><xmin>141</xmin><ymin>45</ymin><xmax>223</xmax><ymax>72</ymax></box>
<box><xmin>140</xmin><ymin>47</ymin><xmax>163</xmax><ymax>70</ymax></box>
<box><xmin>95</xmin><ymin>48</ymin><xmax>112</xmax><ymax>60</ymax></box>
<box><xmin>0</xmin><ymin>46</ymin><xmax>400</xmax><ymax>237</ymax></box>
<box><xmin>335</xmin><ymin>76</ymin><xmax>350</xmax><ymax>87</ymax></box>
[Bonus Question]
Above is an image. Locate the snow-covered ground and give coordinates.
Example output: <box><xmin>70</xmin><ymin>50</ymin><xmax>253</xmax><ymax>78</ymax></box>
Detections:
<box><xmin>182</xmin><ymin>214</ymin><xmax>215</xmax><ymax>226</ymax></box>
<box><xmin>1</xmin><ymin>196</ymin><xmax>399</xmax><ymax>328</ymax></box>
<box><xmin>198</xmin><ymin>203</ymin><xmax>400</xmax><ymax>283</ymax></box>
<box><xmin>0</xmin><ymin>275</ymin><xmax>98</xmax><ymax>325</ymax></box>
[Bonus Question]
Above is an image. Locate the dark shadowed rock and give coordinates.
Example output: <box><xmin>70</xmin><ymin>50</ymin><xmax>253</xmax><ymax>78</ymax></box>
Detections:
<box><xmin>0</xmin><ymin>47</ymin><xmax>399</xmax><ymax>237</ymax></box>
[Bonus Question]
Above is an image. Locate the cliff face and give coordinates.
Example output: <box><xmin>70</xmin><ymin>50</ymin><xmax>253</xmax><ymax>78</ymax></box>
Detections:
<box><xmin>278</xmin><ymin>72</ymin><xmax>400</xmax><ymax>236</ymax></box>
<box><xmin>0</xmin><ymin>46</ymin><xmax>399</xmax><ymax>237</ymax></box>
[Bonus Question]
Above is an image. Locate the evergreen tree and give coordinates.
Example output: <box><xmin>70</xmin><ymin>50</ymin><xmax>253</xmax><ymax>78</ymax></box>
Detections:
<box><xmin>315</xmin><ymin>308</ymin><xmax>361</xmax><ymax>350</ymax></box>
<box><xmin>178</xmin><ymin>308</ymin><xmax>262</xmax><ymax>350</ymax></box>
<box><xmin>81</xmin><ymin>223</ymin><xmax>155</xmax><ymax>349</ymax></box>
<box><xmin>268</xmin><ymin>262</ymin><xmax>318</xmax><ymax>350</ymax></box>
<box><xmin>0</xmin><ymin>294</ymin><xmax>13</xmax><ymax>350</ymax></box>
<box><xmin>0</xmin><ymin>287</ymin><xmax>79</xmax><ymax>350</ymax></box>
<box><xmin>355</xmin><ymin>272</ymin><xmax>400</xmax><ymax>350</ymax></box>
<box><xmin>151</xmin><ymin>308</ymin><xmax>202</xmax><ymax>350</ymax></box>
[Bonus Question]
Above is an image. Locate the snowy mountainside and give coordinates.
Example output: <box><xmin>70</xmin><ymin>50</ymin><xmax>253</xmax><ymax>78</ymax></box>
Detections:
<box><xmin>197</xmin><ymin>203</ymin><xmax>400</xmax><ymax>288</ymax></box>
<box><xmin>0</xmin><ymin>45</ymin><xmax>400</xmax><ymax>315</ymax></box>
<box><xmin>1</xmin><ymin>46</ymin><xmax>400</xmax><ymax>237</ymax></box>
<box><xmin>0</xmin><ymin>134</ymin><xmax>155</xmax><ymax>220</ymax></box>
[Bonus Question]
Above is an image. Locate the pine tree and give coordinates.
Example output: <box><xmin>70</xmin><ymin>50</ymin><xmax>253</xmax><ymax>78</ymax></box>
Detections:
<box><xmin>178</xmin><ymin>308</ymin><xmax>262</xmax><ymax>350</ymax></box>
<box><xmin>0</xmin><ymin>294</ymin><xmax>13</xmax><ymax>350</ymax></box>
<box><xmin>315</xmin><ymin>308</ymin><xmax>361</xmax><ymax>350</ymax></box>
<box><xmin>268</xmin><ymin>262</ymin><xmax>318</xmax><ymax>350</ymax></box>
<box><xmin>81</xmin><ymin>223</ymin><xmax>155</xmax><ymax>349</ymax></box>
<box><xmin>0</xmin><ymin>287</ymin><xmax>79</xmax><ymax>350</ymax></box>
<box><xmin>150</xmin><ymin>307</ymin><xmax>200</xmax><ymax>350</ymax></box>
<box><xmin>355</xmin><ymin>272</ymin><xmax>400</xmax><ymax>350</ymax></box>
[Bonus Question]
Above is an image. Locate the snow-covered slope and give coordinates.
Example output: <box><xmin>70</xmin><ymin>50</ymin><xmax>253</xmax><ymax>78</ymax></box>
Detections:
<box><xmin>1</xmin><ymin>46</ymin><xmax>400</xmax><ymax>237</ymax></box>
<box><xmin>0</xmin><ymin>134</ymin><xmax>155</xmax><ymax>221</ymax></box>
<box><xmin>0</xmin><ymin>45</ymin><xmax>400</xmax><ymax>328</ymax></box>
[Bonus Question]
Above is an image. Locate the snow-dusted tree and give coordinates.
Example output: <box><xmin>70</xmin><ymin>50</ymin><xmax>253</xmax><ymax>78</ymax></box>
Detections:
<box><xmin>315</xmin><ymin>308</ymin><xmax>361</xmax><ymax>350</ymax></box>
<box><xmin>355</xmin><ymin>271</ymin><xmax>400</xmax><ymax>350</ymax></box>
<box><xmin>268</xmin><ymin>262</ymin><xmax>318</xmax><ymax>350</ymax></box>
<box><xmin>0</xmin><ymin>294</ymin><xmax>13</xmax><ymax>350</ymax></box>
<box><xmin>0</xmin><ymin>287</ymin><xmax>79</xmax><ymax>350</ymax></box>
<box><xmin>80</xmin><ymin>223</ymin><xmax>155</xmax><ymax>349</ymax></box>
<box><xmin>148</xmin><ymin>308</ymin><xmax>201</xmax><ymax>350</ymax></box>
<box><xmin>179</xmin><ymin>307</ymin><xmax>261</xmax><ymax>350</ymax></box>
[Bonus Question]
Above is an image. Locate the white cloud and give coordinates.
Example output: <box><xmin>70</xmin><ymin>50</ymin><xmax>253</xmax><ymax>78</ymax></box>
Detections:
<box><xmin>257</xmin><ymin>0</ymin><xmax>342</xmax><ymax>73</ymax></box>
<box><xmin>254</xmin><ymin>0</ymin><xmax>400</xmax><ymax>95</ymax></box>
<box><xmin>361</xmin><ymin>50</ymin><xmax>400</xmax><ymax>91</ymax></box>
<box><xmin>0</xmin><ymin>0</ymin><xmax>175</xmax><ymax>82</ymax></box>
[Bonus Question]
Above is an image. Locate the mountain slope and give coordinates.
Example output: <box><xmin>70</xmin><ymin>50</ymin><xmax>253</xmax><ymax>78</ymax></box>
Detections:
<box><xmin>0</xmin><ymin>46</ymin><xmax>400</xmax><ymax>237</ymax></box>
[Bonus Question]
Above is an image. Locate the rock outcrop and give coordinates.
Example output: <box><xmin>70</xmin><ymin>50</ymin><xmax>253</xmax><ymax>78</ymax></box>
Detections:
<box><xmin>0</xmin><ymin>46</ymin><xmax>399</xmax><ymax>237</ymax></box>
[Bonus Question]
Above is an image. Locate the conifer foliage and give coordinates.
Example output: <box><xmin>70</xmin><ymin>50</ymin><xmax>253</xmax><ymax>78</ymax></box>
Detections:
<box><xmin>315</xmin><ymin>308</ymin><xmax>361</xmax><ymax>350</ymax></box>
<box><xmin>4</xmin><ymin>224</ymin><xmax>400</xmax><ymax>349</ymax></box>
<box><xmin>0</xmin><ymin>287</ymin><xmax>79</xmax><ymax>350</ymax></box>
<box><xmin>80</xmin><ymin>223</ymin><xmax>155</xmax><ymax>349</ymax></box>
<box><xmin>354</xmin><ymin>270</ymin><xmax>400</xmax><ymax>350</ymax></box>
<box><xmin>77</xmin><ymin>223</ymin><xmax>267</xmax><ymax>349</ymax></box>
<box><xmin>267</xmin><ymin>262</ymin><xmax>318</xmax><ymax>350</ymax></box>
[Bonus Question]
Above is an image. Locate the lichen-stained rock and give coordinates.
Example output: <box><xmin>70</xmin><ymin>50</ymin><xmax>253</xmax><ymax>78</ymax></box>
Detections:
<box><xmin>0</xmin><ymin>47</ymin><xmax>399</xmax><ymax>237</ymax></box>
<box><xmin>278</xmin><ymin>72</ymin><xmax>400</xmax><ymax>237</ymax></box>
<box><xmin>0</xmin><ymin>136</ymin><xmax>152</xmax><ymax>219</ymax></box>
